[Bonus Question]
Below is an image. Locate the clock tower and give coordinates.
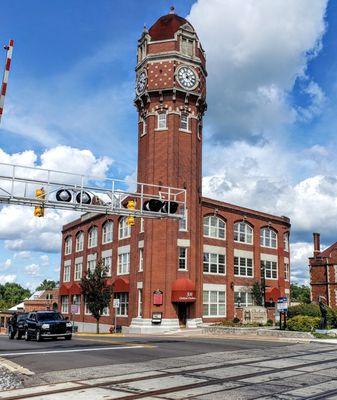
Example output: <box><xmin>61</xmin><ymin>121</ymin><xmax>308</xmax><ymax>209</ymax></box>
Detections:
<box><xmin>130</xmin><ymin>7</ymin><xmax>207</xmax><ymax>332</ymax></box>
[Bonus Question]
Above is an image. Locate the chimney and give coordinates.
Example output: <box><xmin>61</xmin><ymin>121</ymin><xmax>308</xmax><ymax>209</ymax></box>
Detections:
<box><xmin>313</xmin><ymin>232</ymin><xmax>321</xmax><ymax>256</ymax></box>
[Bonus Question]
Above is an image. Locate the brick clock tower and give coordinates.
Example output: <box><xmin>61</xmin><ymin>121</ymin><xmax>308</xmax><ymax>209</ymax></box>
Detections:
<box><xmin>130</xmin><ymin>8</ymin><xmax>207</xmax><ymax>332</ymax></box>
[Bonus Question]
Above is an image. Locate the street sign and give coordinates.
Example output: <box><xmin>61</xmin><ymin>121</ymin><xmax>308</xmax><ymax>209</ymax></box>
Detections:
<box><xmin>277</xmin><ymin>297</ymin><xmax>288</xmax><ymax>312</ymax></box>
<box><xmin>70</xmin><ymin>304</ymin><xmax>78</xmax><ymax>314</ymax></box>
<box><xmin>113</xmin><ymin>299</ymin><xmax>120</xmax><ymax>308</ymax></box>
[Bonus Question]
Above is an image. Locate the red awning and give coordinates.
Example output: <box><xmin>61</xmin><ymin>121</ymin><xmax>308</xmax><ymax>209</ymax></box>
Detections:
<box><xmin>172</xmin><ymin>278</ymin><xmax>196</xmax><ymax>303</ymax></box>
<box><xmin>58</xmin><ymin>285</ymin><xmax>70</xmax><ymax>296</ymax></box>
<box><xmin>265</xmin><ymin>287</ymin><xmax>281</xmax><ymax>302</ymax></box>
<box><xmin>113</xmin><ymin>277</ymin><xmax>130</xmax><ymax>292</ymax></box>
<box><xmin>69</xmin><ymin>283</ymin><xmax>82</xmax><ymax>295</ymax></box>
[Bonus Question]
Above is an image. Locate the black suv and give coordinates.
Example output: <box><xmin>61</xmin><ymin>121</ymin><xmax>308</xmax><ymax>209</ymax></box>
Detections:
<box><xmin>8</xmin><ymin>313</ymin><xmax>28</xmax><ymax>340</ymax></box>
<box><xmin>25</xmin><ymin>311</ymin><xmax>72</xmax><ymax>341</ymax></box>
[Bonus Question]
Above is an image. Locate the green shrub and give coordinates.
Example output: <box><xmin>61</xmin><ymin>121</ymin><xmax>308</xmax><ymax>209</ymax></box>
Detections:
<box><xmin>287</xmin><ymin>315</ymin><xmax>320</xmax><ymax>332</ymax></box>
<box><xmin>232</xmin><ymin>317</ymin><xmax>240</xmax><ymax>324</ymax></box>
<box><xmin>287</xmin><ymin>303</ymin><xmax>337</xmax><ymax>328</ymax></box>
<box><xmin>266</xmin><ymin>319</ymin><xmax>273</xmax><ymax>326</ymax></box>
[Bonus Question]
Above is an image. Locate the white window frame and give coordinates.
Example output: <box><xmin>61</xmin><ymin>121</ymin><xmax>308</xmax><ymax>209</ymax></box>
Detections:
<box><xmin>74</xmin><ymin>262</ymin><xmax>82</xmax><ymax>281</ymax></box>
<box><xmin>61</xmin><ymin>296</ymin><xmax>69</xmax><ymax>314</ymax></box>
<box><xmin>102</xmin><ymin>255</ymin><xmax>112</xmax><ymax>276</ymax></box>
<box><xmin>102</xmin><ymin>221</ymin><xmax>113</xmax><ymax>244</ymax></box>
<box><xmin>88</xmin><ymin>227</ymin><xmax>98</xmax><ymax>248</ymax></box>
<box><xmin>102</xmin><ymin>306</ymin><xmax>110</xmax><ymax>316</ymax></box>
<box><xmin>157</xmin><ymin>112</ymin><xmax>167</xmax><ymax>130</ymax></box>
<box><xmin>63</xmin><ymin>264</ymin><xmax>71</xmax><ymax>282</ymax></box>
<box><xmin>137</xmin><ymin>289</ymin><xmax>142</xmax><ymax>317</ymax></box>
<box><xmin>179</xmin><ymin>207</ymin><xmax>188</xmax><ymax>231</ymax></box>
<box><xmin>284</xmin><ymin>233</ymin><xmax>289</xmax><ymax>252</ymax></box>
<box><xmin>284</xmin><ymin>262</ymin><xmax>290</xmax><ymax>281</ymax></box>
<box><xmin>64</xmin><ymin>237</ymin><xmax>72</xmax><ymax>255</ymax></box>
<box><xmin>118</xmin><ymin>252</ymin><xmax>130</xmax><ymax>275</ymax></box>
<box><xmin>180</xmin><ymin>112</ymin><xmax>189</xmax><ymax>131</ymax></box>
<box><xmin>234</xmin><ymin>288</ymin><xmax>253</xmax><ymax>307</ymax></box>
<box><xmin>141</xmin><ymin>116</ymin><xmax>147</xmax><ymax>136</ymax></box>
<box><xmin>139</xmin><ymin>248</ymin><xmax>144</xmax><ymax>272</ymax></box>
<box><xmin>119</xmin><ymin>218</ymin><xmax>131</xmax><ymax>240</ymax></box>
<box><xmin>84</xmin><ymin>297</ymin><xmax>91</xmax><ymax>315</ymax></box>
<box><xmin>87</xmin><ymin>259</ymin><xmax>96</xmax><ymax>274</ymax></box>
<box><xmin>261</xmin><ymin>260</ymin><xmax>278</xmax><ymax>280</ymax></box>
<box><xmin>203</xmin><ymin>253</ymin><xmax>226</xmax><ymax>275</ymax></box>
<box><xmin>260</xmin><ymin>228</ymin><xmax>277</xmax><ymax>249</ymax></box>
<box><xmin>203</xmin><ymin>289</ymin><xmax>226</xmax><ymax>318</ymax></box>
<box><xmin>203</xmin><ymin>216</ymin><xmax>226</xmax><ymax>240</ymax></box>
<box><xmin>234</xmin><ymin>222</ymin><xmax>253</xmax><ymax>244</ymax></box>
<box><xmin>75</xmin><ymin>232</ymin><xmax>84</xmax><ymax>252</ymax></box>
<box><xmin>115</xmin><ymin>292</ymin><xmax>128</xmax><ymax>316</ymax></box>
<box><xmin>178</xmin><ymin>247</ymin><xmax>188</xmax><ymax>270</ymax></box>
<box><xmin>234</xmin><ymin>256</ymin><xmax>254</xmax><ymax>278</ymax></box>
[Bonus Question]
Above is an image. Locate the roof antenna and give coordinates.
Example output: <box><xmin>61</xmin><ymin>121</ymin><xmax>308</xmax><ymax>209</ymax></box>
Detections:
<box><xmin>169</xmin><ymin>5</ymin><xmax>175</xmax><ymax>14</ymax></box>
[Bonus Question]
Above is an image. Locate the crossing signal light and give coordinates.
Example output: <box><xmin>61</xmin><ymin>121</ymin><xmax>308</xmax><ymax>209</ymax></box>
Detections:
<box><xmin>75</xmin><ymin>191</ymin><xmax>91</xmax><ymax>205</ymax></box>
<box><xmin>34</xmin><ymin>188</ymin><xmax>45</xmax><ymax>217</ymax></box>
<box><xmin>126</xmin><ymin>199</ymin><xmax>136</xmax><ymax>226</ymax></box>
<box><xmin>56</xmin><ymin>189</ymin><xmax>72</xmax><ymax>202</ymax></box>
<box><xmin>143</xmin><ymin>199</ymin><xmax>179</xmax><ymax>214</ymax></box>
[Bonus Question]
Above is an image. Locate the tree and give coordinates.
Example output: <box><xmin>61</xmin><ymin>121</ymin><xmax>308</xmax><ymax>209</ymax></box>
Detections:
<box><xmin>36</xmin><ymin>279</ymin><xmax>58</xmax><ymax>291</ymax></box>
<box><xmin>252</xmin><ymin>282</ymin><xmax>264</xmax><ymax>306</ymax></box>
<box><xmin>80</xmin><ymin>259</ymin><xmax>112</xmax><ymax>334</ymax></box>
<box><xmin>290</xmin><ymin>283</ymin><xmax>311</xmax><ymax>304</ymax></box>
<box><xmin>0</xmin><ymin>283</ymin><xmax>31</xmax><ymax>310</ymax></box>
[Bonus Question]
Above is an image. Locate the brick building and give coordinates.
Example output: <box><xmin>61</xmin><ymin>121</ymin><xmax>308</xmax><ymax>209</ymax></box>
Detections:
<box><xmin>58</xmin><ymin>9</ymin><xmax>291</xmax><ymax>333</ymax></box>
<box><xmin>309</xmin><ymin>233</ymin><xmax>337</xmax><ymax>306</ymax></box>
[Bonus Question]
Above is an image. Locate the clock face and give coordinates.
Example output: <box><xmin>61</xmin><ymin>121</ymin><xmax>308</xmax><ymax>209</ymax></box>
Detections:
<box><xmin>136</xmin><ymin>71</ymin><xmax>147</xmax><ymax>95</ymax></box>
<box><xmin>176</xmin><ymin>65</ymin><xmax>198</xmax><ymax>90</ymax></box>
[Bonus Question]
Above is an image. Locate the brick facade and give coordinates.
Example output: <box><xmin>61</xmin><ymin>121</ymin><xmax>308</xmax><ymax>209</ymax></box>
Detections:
<box><xmin>58</xmin><ymin>11</ymin><xmax>291</xmax><ymax>332</ymax></box>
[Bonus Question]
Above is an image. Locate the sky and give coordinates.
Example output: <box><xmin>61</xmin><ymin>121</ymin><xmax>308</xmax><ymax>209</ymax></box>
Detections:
<box><xmin>0</xmin><ymin>0</ymin><xmax>336</xmax><ymax>291</ymax></box>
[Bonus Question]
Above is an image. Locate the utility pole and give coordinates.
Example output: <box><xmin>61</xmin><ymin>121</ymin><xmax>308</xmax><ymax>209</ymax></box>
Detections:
<box><xmin>0</xmin><ymin>39</ymin><xmax>14</xmax><ymax>125</ymax></box>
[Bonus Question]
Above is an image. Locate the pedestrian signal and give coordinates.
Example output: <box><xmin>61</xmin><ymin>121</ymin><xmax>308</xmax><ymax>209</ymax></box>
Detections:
<box><xmin>34</xmin><ymin>206</ymin><xmax>45</xmax><ymax>217</ymax></box>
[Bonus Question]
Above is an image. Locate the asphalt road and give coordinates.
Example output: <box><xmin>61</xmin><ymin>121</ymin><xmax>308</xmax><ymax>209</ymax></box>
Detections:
<box><xmin>0</xmin><ymin>334</ymin><xmax>290</xmax><ymax>374</ymax></box>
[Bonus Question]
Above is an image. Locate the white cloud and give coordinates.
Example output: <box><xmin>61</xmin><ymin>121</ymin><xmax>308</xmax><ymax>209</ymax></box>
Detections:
<box><xmin>0</xmin><ymin>274</ymin><xmax>16</xmax><ymax>284</ymax></box>
<box><xmin>25</xmin><ymin>264</ymin><xmax>40</xmax><ymax>276</ymax></box>
<box><xmin>188</xmin><ymin>0</ymin><xmax>328</xmax><ymax>142</ymax></box>
<box><xmin>13</xmin><ymin>251</ymin><xmax>32</xmax><ymax>260</ymax></box>
<box><xmin>40</xmin><ymin>255</ymin><xmax>49</xmax><ymax>266</ymax></box>
<box><xmin>1</xmin><ymin>259</ymin><xmax>12</xmax><ymax>270</ymax></box>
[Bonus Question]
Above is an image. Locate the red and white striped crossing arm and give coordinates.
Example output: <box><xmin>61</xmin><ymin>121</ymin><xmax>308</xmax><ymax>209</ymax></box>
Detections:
<box><xmin>0</xmin><ymin>39</ymin><xmax>14</xmax><ymax>125</ymax></box>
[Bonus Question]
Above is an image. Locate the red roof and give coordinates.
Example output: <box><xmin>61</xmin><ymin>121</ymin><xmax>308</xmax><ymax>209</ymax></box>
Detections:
<box><xmin>320</xmin><ymin>242</ymin><xmax>337</xmax><ymax>258</ymax></box>
<box><xmin>149</xmin><ymin>14</ymin><xmax>192</xmax><ymax>41</ymax></box>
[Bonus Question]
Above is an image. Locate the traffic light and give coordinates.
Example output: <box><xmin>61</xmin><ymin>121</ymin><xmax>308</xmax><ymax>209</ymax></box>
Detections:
<box><xmin>143</xmin><ymin>199</ymin><xmax>179</xmax><ymax>214</ymax></box>
<box><xmin>34</xmin><ymin>188</ymin><xmax>45</xmax><ymax>217</ymax></box>
<box><xmin>126</xmin><ymin>199</ymin><xmax>136</xmax><ymax>226</ymax></box>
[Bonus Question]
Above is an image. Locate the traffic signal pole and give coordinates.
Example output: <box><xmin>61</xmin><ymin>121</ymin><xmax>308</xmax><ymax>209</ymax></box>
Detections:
<box><xmin>0</xmin><ymin>39</ymin><xmax>14</xmax><ymax>125</ymax></box>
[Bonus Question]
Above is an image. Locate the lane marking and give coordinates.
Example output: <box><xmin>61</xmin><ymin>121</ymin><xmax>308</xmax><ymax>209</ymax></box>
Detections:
<box><xmin>0</xmin><ymin>345</ymin><xmax>148</xmax><ymax>357</ymax></box>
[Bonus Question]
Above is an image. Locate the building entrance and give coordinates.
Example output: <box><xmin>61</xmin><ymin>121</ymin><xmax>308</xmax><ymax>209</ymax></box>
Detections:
<box><xmin>176</xmin><ymin>303</ymin><xmax>189</xmax><ymax>327</ymax></box>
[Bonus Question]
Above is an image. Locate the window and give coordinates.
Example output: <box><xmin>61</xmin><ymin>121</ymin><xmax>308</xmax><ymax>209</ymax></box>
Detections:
<box><xmin>74</xmin><ymin>262</ymin><xmax>82</xmax><ymax>281</ymax></box>
<box><xmin>72</xmin><ymin>295</ymin><xmax>81</xmax><ymax>314</ymax></box>
<box><xmin>197</xmin><ymin>122</ymin><xmax>202</xmax><ymax>141</ymax></box>
<box><xmin>61</xmin><ymin>296</ymin><xmax>69</xmax><ymax>314</ymax></box>
<box><xmin>181</xmin><ymin>37</ymin><xmax>193</xmax><ymax>56</ymax></box>
<box><xmin>178</xmin><ymin>247</ymin><xmax>188</xmax><ymax>270</ymax></box>
<box><xmin>284</xmin><ymin>263</ymin><xmax>290</xmax><ymax>280</ymax></box>
<box><xmin>203</xmin><ymin>290</ymin><xmax>226</xmax><ymax>317</ymax></box>
<box><xmin>64</xmin><ymin>237</ymin><xmax>72</xmax><ymax>255</ymax></box>
<box><xmin>180</xmin><ymin>113</ymin><xmax>189</xmax><ymax>131</ymax></box>
<box><xmin>179</xmin><ymin>207</ymin><xmax>188</xmax><ymax>231</ymax></box>
<box><xmin>114</xmin><ymin>292</ymin><xmax>128</xmax><ymax>316</ymax></box>
<box><xmin>63</xmin><ymin>264</ymin><xmax>71</xmax><ymax>282</ymax></box>
<box><xmin>138</xmin><ymin>289</ymin><xmax>142</xmax><ymax>317</ymax></box>
<box><xmin>260</xmin><ymin>228</ymin><xmax>277</xmax><ymax>248</ymax></box>
<box><xmin>76</xmin><ymin>232</ymin><xmax>84</xmax><ymax>252</ymax></box>
<box><xmin>234</xmin><ymin>257</ymin><xmax>253</xmax><ymax>277</ymax></box>
<box><xmin>102</xmin><ymin>306</ymin><xmax>109</xmax><ymax>316</ymax></box>
<box><xmin>119</xmin><ymin>218</ymin><xmax>131</xmax><ymax>240</ymax></box>
<box><xmin>84</xmin><ymin>297</ymin><xmax>91</xmax><ymax>315</ymax></box>
<box><xmin>157</xmin><ymin>112</ymin><xmax>167</xmax><ymax>129</ymax></box>
<box><xmin>203</xmin><ymin>216</ymin><xmax>225</xmax><ymax>239</ymax></box>
<box><xmin>87</xmin><ymin>259</ymin><xmax>96</xmax><ymax>273</ymax></box>
<box><xmin>102</xmin><ymin>221</ymin><xmax>113</xmax><ymax>244</ymax></box>
<box><xmin>284</xmin><ymin>233</ymin><xmax>289</xmax><ymax>252</ymax></box>
<box><xmin>46</xmin><ymin>293</ymin><xmax>53</xmax><ymax>300</ymax></box>
<box><xmin>261</xmin><ymin>260</ymin><xmax>278</xmax><ymax>279</ymax></box>
<box><xmin>234</xmin><ymin>222</ymin><xmax>253</xmax><ymax>244</ymax></box>
<box><xmin>118</xmin><ymin>252</ymin><xmax>130</xmax><ymax>275</ymax></box>
<box><xmin>203</xmin><ymin>253</ymin><xmax>225</xmax><ymax>274</ymax></box>
<box><xmin>139</xmin><ymin>248</ymin><xmax>144</xmax><ymax>272</ymax></box>
<box><xmin>88</xmin><ymin>227</ymin><xmax>98</xmax><ymax>248</ymax></box>
<box><xmin>141</xmin><ymin>117</ymin><xmax>147</xmax><ymax>136</ymax></box>
<box><xmin>102</xmin><ymin>256</ymin><xmax>112</xmax><ymax>276</ymax></box>
<box><xmin>140</xmin><ymin>218</ymin><xmax>144</xmax><ymax>233</ymax></box>
<box><xmin>234</xmin><ymin>290</ymin><xmax>253</xmax><ymax>307</ymax></box>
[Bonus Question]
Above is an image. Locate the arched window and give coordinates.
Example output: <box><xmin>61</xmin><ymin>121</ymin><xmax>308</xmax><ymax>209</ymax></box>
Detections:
<box><xmin>260</xmin><ymin>227</ymin><xmax>277</xmax><ymax>249</ymax></box>
<box><xmin>203</xmin><ymin>216</ymin><xmax>225</xmax><ymax>239</ymax></box>
<box><xmin>234</xmin><ymin>222</ymin><xmax>253</xmax><ymax>244</ymax></box>
<box><xmin>88</xmin><ymin>227</ymin><xmax>98</xmax><ymax>248</ymax></box>
<box><xmin>75</xmin><ymin>232</ymin><xmax>84</xmax><ymax>252</ymax></box>
<box><xmin>64</xmin><ymin>236</ymin><xmax>72</xmax><ymax>255</ymax></box>
<box><xmin>102</xmin><ymin>221</ymin><xmax>113</xmax><ymax>244</ymax></box>
<box><xmin>119</xmin><ymin>217</ymin><xmax>131</xmax><ymax>240</ymax></box>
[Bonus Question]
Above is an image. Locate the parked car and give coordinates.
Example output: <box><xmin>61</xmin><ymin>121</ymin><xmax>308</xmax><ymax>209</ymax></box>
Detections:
<box><xmin>8</xmin><ymin>312</ymin><xmax>28</xmax><ymax>340</ymax></box>
<box><xmin>24</xmin><ymin>311</ymin><xmax>72</xmax><ymax>341</ymax></box>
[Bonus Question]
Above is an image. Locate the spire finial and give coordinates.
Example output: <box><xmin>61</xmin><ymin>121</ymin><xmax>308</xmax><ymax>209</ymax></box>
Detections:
<box><xmin>169</xmin><ymin>5</ymin><xmax>175</xmax><ymax>14</ymax></box>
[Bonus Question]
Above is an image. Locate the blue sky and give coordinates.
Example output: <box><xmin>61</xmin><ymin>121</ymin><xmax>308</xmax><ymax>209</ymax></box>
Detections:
<box><xmin>0</xmin><ymin>0</ymin><xmax>336</xmax><ymax>289</ymax></box>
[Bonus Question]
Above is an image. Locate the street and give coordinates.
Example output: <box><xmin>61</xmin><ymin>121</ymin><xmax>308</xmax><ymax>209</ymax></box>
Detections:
<box><xmin>1</xmin><ymin>335</ymin><xmax>337</xmax><ymax>399</ymax></box>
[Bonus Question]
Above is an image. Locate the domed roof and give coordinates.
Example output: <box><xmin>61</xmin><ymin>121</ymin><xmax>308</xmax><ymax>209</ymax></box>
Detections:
<box><xmin>149</xmin><ymin>10</ymin><xmax>193</xmax><ymax>41</ymax></box>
